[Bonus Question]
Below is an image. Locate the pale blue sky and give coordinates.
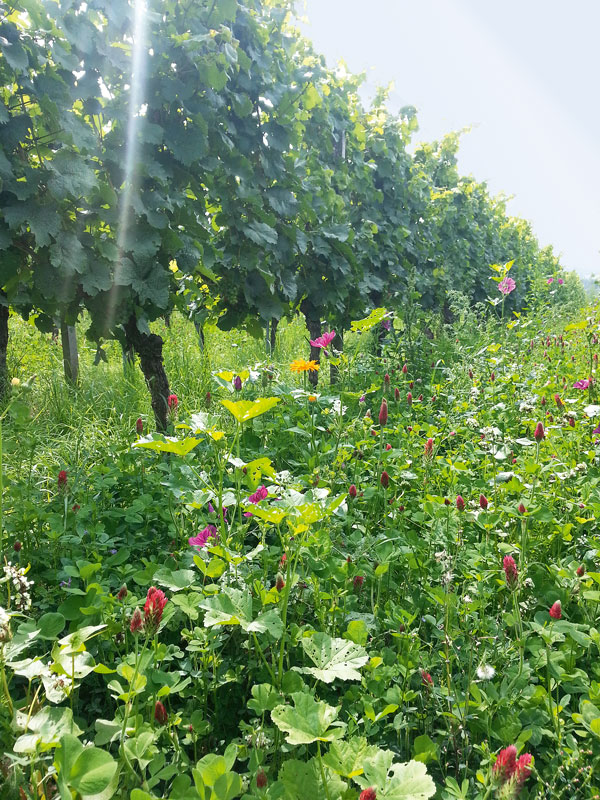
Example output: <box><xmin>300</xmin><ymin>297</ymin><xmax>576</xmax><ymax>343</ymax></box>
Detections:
<box><xmin>299</xmin><ymin>0</ymin><xmax>600</xmax><ymax>277</ymax></box>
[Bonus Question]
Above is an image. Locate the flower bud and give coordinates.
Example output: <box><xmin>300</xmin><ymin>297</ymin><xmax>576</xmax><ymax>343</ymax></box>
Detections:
<box><xmin>349</xmin><ymin>484</ymin><xmax>357</xmax><ymax>499</ymax></box>
<box><xmin>456</xmin><ymin>495</ymin><xmax>465</xmax><ymax>511</ymax></box>
<box><xmin>379</xmin><ymin>399</ymin><xmax>388</xmax><ymax>426</ymax></box>
<box><xmin>380</xmin><ymin>470</ymin><xmax>390</xmax><ymax>489</ymax></box>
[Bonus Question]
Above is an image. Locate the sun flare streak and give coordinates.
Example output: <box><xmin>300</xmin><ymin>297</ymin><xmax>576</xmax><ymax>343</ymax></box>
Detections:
<box><xmin>107</xmin><ymin>0</ymin><xmax>149</xmax><ymax>335</ymax></box>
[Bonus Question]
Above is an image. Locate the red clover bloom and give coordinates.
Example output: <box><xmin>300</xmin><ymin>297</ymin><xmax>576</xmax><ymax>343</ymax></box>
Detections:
<box><xmin>503</xmin><ymin>556</ymin><xmax>518</xmax><ymax>589</ymax></box>
<box><xmin>456</xmin><ymin>495</ymin><xmax>465</xmax><ymax>511</ymax></box>
<box><xmin>144</xmin><ymin>587</ymin><xmax>168</xmax><ymax>634</ymax></box>
<box><xmin>549</xmin><ymin>600</ymin><xmax>562</xmax><ymax>619</ymax></box>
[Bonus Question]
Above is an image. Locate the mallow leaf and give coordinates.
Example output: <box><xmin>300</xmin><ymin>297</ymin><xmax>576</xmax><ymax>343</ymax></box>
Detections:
<box><xmin>271</xmin><ymin>692</ymin><xmax>346</xmax><ymax>745</ymax></box>
<box><xmin>295</xmin><ymin>632</ymin><xmax>368</xmax><ymax>683</ymax></box>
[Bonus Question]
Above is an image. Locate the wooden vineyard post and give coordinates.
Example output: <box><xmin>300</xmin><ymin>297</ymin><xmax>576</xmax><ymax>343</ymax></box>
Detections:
<box><xmin>60</xmin><ymin>322</ymin><xmax>79</xmax><ymax>385</ymax></box>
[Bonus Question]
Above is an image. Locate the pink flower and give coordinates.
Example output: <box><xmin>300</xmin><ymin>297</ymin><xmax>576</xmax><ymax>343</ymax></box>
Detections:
<box><xmin>549</xmin><ymin>600</ymin><xmax>562</xmax><ymax>619</ymax></box>
<box><xmin>558</xmin><ymin>278</ymin><xmax>564</xmax><ymax>285</ymax></box>
<box><xmin>144</xmin><ymin>587</ymin><xmax>168</xmax><ymax>634</ymax></box>
<box><xmin>547</xmin><ymin>277</ymin><xmax>554</xmax><ymax>284</ymax></box>
<box><xmin>503</xmin><ymin>556</ymin><xmax>518</xmax><ymax>589</ymax></box>
<box><xmin>310</xmin><ymin>331</ymin><xmax>336</xmax><ymax>349</ymax></box>
<box><xmin>167</xmin><ymin>394</ymin><xmax>178</xmax><ymax>410</ymax></box>
<box><xmin>359</xmin><ymin>790</ymin><xmax>377</xmax><ymax>800</ymax></box>
<box><xmin>349</xmin><ymin>484</ymin><xmax>357</xmax><ymax>499</ymax></box>
<box><xmin>424</xmin><ymin>438</ymin><xmax>434</xmax><ymax>459</ymax></box>
<box><xmin>381</xmin><ymin>319</ymin><xmax>391</xmax><ymax>332</ymax></box>
<box><xmin>394</xmin><ymin>387</ymin><xmax>400</xmax><ymax>401</ymax></box>
<box><xmin>479</xmin><ymin>494</ymin><xmax>488</xmax><ymax>510</ymax></box>
<box><xmin>248</xmin><ymin>485</ymin><xmax>268</xmax><ymax>504</ymax></box>
<box><xmin>58</xmin><ymin>470</ymin><xmax>68</xmax><ymax>491</ymax></box>
<box><xmin>554</xmin><ymin>394</ymin><xmax>564</xmax><ymax>409</ymax></box>
<box><xmin>573</xmin><ymin>379</ymin><xmax>590</xmax><ymax>389</ymax></box>
<box><xmin>498</xmin><ymin>276</ymin><xmax>516</xmax><ymax>295</ymax></box>
<box><xmin>189</xmin><ymin>525</ymin><xmax>218</xmax><ymax>548</ymax></box>
<box><xmin>136</xmin><ymin>417</ymin><xmax>144</xmax><ymax>435</ymax></box>
<box><xmin>456</xmin><ymin>495</ymin><xmax>465</xmax><ymax>511</ymax></box>
<box><xmin>518</xmin><ymin>503</ymin><xmax>526</xmax><ymax>514</ymax></box>
<box><xmin>402</xmin><ymin>363</ymin><xmax>408</xmax><ymax>374</ymax></box>
<box><xmin>407</xmin><ymin>392</ymin><xmax>413</xmax><ymax>406</ymax></box>
<box><xmin>534</xmin><ymin>422</ymin><xmax>545</xmax><ymax>442</ymax></box>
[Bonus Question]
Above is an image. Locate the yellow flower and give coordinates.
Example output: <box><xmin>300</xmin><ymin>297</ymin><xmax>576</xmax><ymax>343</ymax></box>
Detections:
<box><xmin>11</xmin><ymin>377</ymin><xmax>20</xmax><ymax>387</ymax></box>
<box><xmin>290</xmin><ymin>359</ymin><xmax>320</xmax><ymax>373</ymax></box>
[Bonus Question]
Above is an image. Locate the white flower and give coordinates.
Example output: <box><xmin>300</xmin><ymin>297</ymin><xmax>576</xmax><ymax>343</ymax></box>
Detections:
<box><xmin>0</xmin><ymin>606</ymin><xmax>10</xmax><ymax>642</ymax></box>
<box><xmin>476</xmin><ymin>664</ymin><xmax>496</xmax><ymax>680</ymax></box>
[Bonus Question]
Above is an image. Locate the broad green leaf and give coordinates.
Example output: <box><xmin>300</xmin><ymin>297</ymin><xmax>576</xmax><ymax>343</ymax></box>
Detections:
<box><xmin>68</xmin><ymin>746</ymin><xmax>118</xmax><ymax>799</ymax></box>
<box><xmin>133</xmin><ymin>435</ymin><xmax>203</xmax><ymax>456</ymax></box>
<box><xmin>323</xmin><ymin>737</ymin><xmax>379</xmax><ymax>778</ymax></box>
<box><xmin>278</xmin><ymin>758</ymin><xmax>346</xmax><ymax>800</ymax></box>
<box><xmin>220</xmin><ymin>397</ymin><xmax>280</xmax><ymax>423</ymax></box>
<box><xmin>247</xmin><ymin>683</ymin><xmax>281</xmax><ymax>715</ymax></box>
<box><xmin>350</xmin><ymin>308</ymin><xmax>388</xmax><ymax>333</ymax></box>
<box><xmin>14</xmin><ymin>707</ymin><xmax>82</xmax><ymax>753</ymax></box>
<box><xmin>199</xmin><ymin>588</ymin><xmax>282</xmax><ymax>638</ymax></box>
<box><xmin>357</xmin><ymin>752</ymin><xmax>436</xmax><ymax>800</ymax></box>
<box><xmin>271</xmin><ymin>692</ymin><xmax>346</xmax><ymax>745</ymax></box>
<box><xmin>295</xmin><ymin>632</ymin><xmax>368</xmax><ymax>683</ymax></box>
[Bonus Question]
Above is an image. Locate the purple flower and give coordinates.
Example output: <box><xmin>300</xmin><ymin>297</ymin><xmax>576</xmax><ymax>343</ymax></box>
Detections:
<box><xmin>547</xmin><ymin>277</ymin><xmax>554</xmax><ymax>284</ymax></box>
<box><xmin>233</xmin><ymin>375</ymin><xmax>242</xmax><ymax>391</ymax></box>
<box><xmin>248</xmin><ymin>485</ymin><xmax>268</xmax><ymax>504</ymax></box>
<box><xmin>498</xmin><ymin>277</ymin><xmax>516</xmax><ymax>295</ymax></box>
<box><xmin>110</xmin><ymin>548</ymin><xmax>117</xmax><ymax>555</ymax></box>
<box><xmin>189</xmin><ymin>525</ymin><xmax>218</xmax><ymax>548</ymax></box>
<box><xmin>359</xmin><ymin>395</ymin><xmax>366</xmax><ymax>403</ymax></box>
<box><xmin>593</xmin><ymin>423</ymin><xmax>600</xmax><ymax>436</ymax></box>
<box><xmin>573</xmin><ymin>379</ymin><xmax>590</xmax><ymax>389</ymax></box>
<box><xmin>558</xmin><ymin>278</ymin><xmax>564</xmax><ymax>285</ymax></box>
<box><xmin>381</xmin><ymin>319</ymin><xmax>391</xmax><ymax>331</ymax></box>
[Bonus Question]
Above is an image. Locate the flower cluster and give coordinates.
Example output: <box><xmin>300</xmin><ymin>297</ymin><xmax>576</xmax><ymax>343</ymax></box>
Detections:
<box><xmin>3</xmin><ymin>562</ymin><xmax>33</xmax><ymax>611</ymax></box>
<box><xmin>130</xmin><ymin>586</ymin><xmax>168</xmax><ymax>636</ymax></box>
<box><xmin>493</xmin><ymin>745</ymin><xmax>533</xmax><ymax>798</ymax></box>
<box><xmin>0</xmin><ymin>606</ymin><xmax>11</xmax><ymax>643</ymax></box>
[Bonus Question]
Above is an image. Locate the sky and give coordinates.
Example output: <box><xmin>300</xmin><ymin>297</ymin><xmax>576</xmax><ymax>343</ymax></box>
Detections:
<box><xmin>298</xmin><ymin>0</ymin><xmax>600</xmax><ymax>278</ymax></box>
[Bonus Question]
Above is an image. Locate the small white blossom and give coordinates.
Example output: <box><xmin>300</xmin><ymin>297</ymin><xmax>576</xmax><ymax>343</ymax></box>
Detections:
<box><xmin>476</xmin><ymin>664</ymin><xmax>496</xmax><ymax>680</ymax></box>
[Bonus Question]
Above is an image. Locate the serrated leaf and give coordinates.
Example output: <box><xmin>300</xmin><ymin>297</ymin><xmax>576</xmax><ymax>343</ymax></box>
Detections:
<box><xmin>278</xmin><ymin>758</ymin><xmax>346</xmax><ymax>800</ymax></box>
<box><xmin>271</xmin><ymin>692</ymin><xmax>346</xmax><ymax>745</ymax></box>
<box><xmin>296</xmin><ymin>633</ymin><xmax>368</xmax><ymax>683</ymax></box>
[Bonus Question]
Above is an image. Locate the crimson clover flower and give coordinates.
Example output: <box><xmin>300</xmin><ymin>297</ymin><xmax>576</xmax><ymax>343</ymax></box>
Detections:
<box><xmin>503</xmin><ymin>556</ymin><xmax>518</xmax><ymax>589</ymax></box>
<box><xmin>143</xmin><ymin>587</ymin><xmax>168</xmax><ymax>634</ymax></box>
<box><xmin>456</xmin><ymin>495</ymin><xmax>465</xmax><ymax>511</ymax></box>
<box><xmin>359</xmin><ymin>790</ymin><xmax>376</xmax><ymax>800</ymax></box>
<box><xmin>154</xmin><ymin>700</ymin><xmax>168</xmax><ymax>725</ymax></box>
<box><xmin>379</xmin><ymin>399</ymin><xmax>388</xmax><ymax>426</ymax></box>
<box><xmin>233</xmin><ymin>375</ymin><xmax>242</xmax><ymax>391</ymax></box>
<box><xmin>58</xmin><ymin>470</ymin><xmax>68</xmax><ymax>491</ymax></box>
<box><xmin>167</xmin><ymin>394</ymin><xmax>178</xmax><ymax>410</ymax></box>
<box><xmin>549</xmin><ymin>600</ymin><xmax>562</xmax><ymax>619</ymax></box>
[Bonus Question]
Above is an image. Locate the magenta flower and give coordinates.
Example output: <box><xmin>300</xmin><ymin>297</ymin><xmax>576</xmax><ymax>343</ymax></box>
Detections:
<box><xmin>498</xmin><ymin>276</ymin><xmax>516</xmax><ymax>295</ymax></box>
<box><xmin>248</xmin><ymin>485</ymin><xmax>268</xmax><ymax>504</ymax></box>
<box><xmin>188</xmin><ymin>525</ymin><xmax>218</xmax><ymax>548</ymax></box>
<box><xmin>558</xmin><ymin>278</ymin><xmax>564</xmax><ymax>285</ymax></box>
<box><xmin>381</xmin><ymin>319</ymin><xmax>391</xmax><ymax>331</ymax></box>
<box><xmin>573</xmin><ymin>379</ymin><xmax>590</xmax><ymax>389</ymax></box>
<box><xmin>310</xmin><ymin>330</ymin><xmax>336</xmax><ymax>349</ymax></box>
<box><xmin>547</xmin><ymin>277</ymin><xmax>554</xmax><ymax>284</ymax></box>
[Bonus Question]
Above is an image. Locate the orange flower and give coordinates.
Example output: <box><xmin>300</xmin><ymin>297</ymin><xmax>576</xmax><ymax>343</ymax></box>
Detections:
<box><xmin>308</xmin><ymin>395</ymin><xmax>317</xmax><ymax>402</ymax></box>
<box><xmin>290</xmin><ymin>359</ymin><xmax>320</xmax><ymax>373</ymax></box>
